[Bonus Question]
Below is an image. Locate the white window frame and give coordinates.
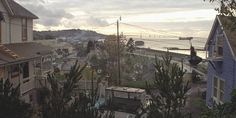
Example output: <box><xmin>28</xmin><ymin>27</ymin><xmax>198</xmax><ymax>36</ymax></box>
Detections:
<box><xmin>212</xmin><ymin>76</ymin><xmax>225</xmax><ymax>104</ymax></box>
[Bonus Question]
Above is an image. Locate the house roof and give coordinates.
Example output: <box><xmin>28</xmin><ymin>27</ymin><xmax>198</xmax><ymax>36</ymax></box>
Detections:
<box><xmin>106</xmin><ymin>86</ymin><xmax>145</xmax><ymax>93</ymax></box>
<box><xmin>206</xmin><ymin>15</ymin><xmax>236</xmax><ymax>58</ymax></box>
<box><xmin>0</xmin><ymin>52</ymin><xmax>13</xmax><ymax>65</ymax></box>
<box><xmin>218</xmin><ymin>16</ymin><xmax>236</xmax><ymax>57</ymax></box>
<box><xmin>2</xmin><ymin>0</ymin><xmax>38</xmax><ymax>19</ymax></box>
<box><xmin>5</xmin><ymin>42</ymin><xmax>53</xmax><ymax>57</ymax></box>
<box><xmin>0</xmin><ymin>42</ymin><xmax>53</xmax><ymax>66</ymax></box>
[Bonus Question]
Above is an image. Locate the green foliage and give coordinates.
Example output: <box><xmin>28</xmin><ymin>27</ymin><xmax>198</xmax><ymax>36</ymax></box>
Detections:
<box><xmin>39</xmin><ymin>61</ymin><xmax>114</xmax><ymax>118</ymax></box>
<box><xmin>204</xmin><ymin>0</ymin><xmax>236</xmax><ymax>17</ymax></box>
<box><xmin>40</xmin><ymin>61</ymin><xmax>86</xmax><ymax>118</ymax></box>
<box><xmin>87</xmin><ymin>40</ymin><xmax>95</xmax><ymax>54</ymax></box>
<box><xmin>204</xmin><ymin>0</ymin><xmax>236</xmax><ymax>30</ymax></box>
<box><xmin>201</xmin><ymin>89</ymin><xmax>236</xmax><ymax>118</ymax></box>
<box><xmin>123</xmin><ymin>80</ymin><xmax>153</xmax><ymax>89</ymax></box>
<box><xmin>126</xmin><ymin>38</ymin><xmax>135</xmax><ymax>54</ymax></box>
<box><xmin>146</xmin><ymin>53</ymin><xmax>191</xmax><ymax>118</ymax></box>
<box><xmin>95</xmin><ymin>35</ymin><xmax>126</xmax><ymax>85</ymax></box>
<box><xmin>0</xmin><ymin>79</ymin><xmax>33</xmax><ymax>118</ymax></box>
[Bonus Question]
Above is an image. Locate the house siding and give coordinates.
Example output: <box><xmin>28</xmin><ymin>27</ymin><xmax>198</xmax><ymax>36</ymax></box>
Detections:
<box><xmin>10</xmin><ymin>17</ymin><xmax>22</xmax><ymax>43</ymax></box>
<box><xmin>1</xmin><ymin>12</ymin><xmax>10</xmax><ymax>44</ymax></box>
<box><xmin>206</xmin><ymin>64</ymin><xmax>214</xmax><ymax>106</ymax></box>
<box><xmin>222</xmin><ymin>36</ymin><xmax>235</xmax><ymax>102</ymax></box>
<box><xmin>206</xmin><ymin>18</ymin><xmax>236</xmax><ymax>106</ymax></box>
<box><xmin>0</xmin><ymin>1</ymin><xmax>34</xmax><ymax>44</ymax></box>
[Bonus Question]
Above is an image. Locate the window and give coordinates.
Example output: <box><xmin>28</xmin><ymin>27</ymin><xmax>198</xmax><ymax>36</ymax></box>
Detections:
<box><xmin>212</xmin><ymin>76</ymin><xmax>225</xmax><ymax>103</ymax></box>
<box><xmin>29</xmin><ymin>94</ymin><xmax>33</xmax><ymax>102</ymax></box>
<box><xmin>218</xmin><ymin>47</ymin><xmax>223</xmax><ymax>56</ymax></box>
<box><xmin>0</xmin><ymin>68</ymin><xmax>3</xmax><ymax>80</ymax></box>
<box><xmin>11</xmin><ymin>65</ymin><xmax>19</xmax><ymax>78</ymax></box>
<box><xmin>22</xmin><ymin>18</ymin><xmax>27</xmax><ymax>41</ymax></box>
<box><xmin>22</xmin><ymin>62</ymin><xmax>29</xmax><ymax>78</ymax></box>
<box><xmin>214</xmin><ymin>36</ymin><xmax>224</xmax><ymax>57</ymax></box>
<box><xmin>0</xmin><ymin>21</ymin><xmax>1</xmax><ymax>43</ymax></box>
<box><xmin>213</xmin><ymin>77</ymin><xmax>218</xmax><ymax>98</ymax></box>
<box><xmin>219</xmin><ymin>80</ymin><xmax>225</xmax><ymax>101</ymax></box>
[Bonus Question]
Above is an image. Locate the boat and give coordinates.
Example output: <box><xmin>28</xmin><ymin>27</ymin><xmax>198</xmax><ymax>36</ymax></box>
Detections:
<box><xmin>135</xmin><ymin>41</ymin><xmax>144</xmax><ymax>46</ymax></box>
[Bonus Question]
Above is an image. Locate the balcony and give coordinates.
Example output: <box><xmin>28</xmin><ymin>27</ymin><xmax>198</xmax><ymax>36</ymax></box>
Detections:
<box><xmin>20</xmin><ymin>76</ymin><xmax>36</xmax><ymax>94</ymax></box>
<box><xmin>20</xmin><ymin>75</ymin><xmax>48</xmax><ymax>95</ymax></box>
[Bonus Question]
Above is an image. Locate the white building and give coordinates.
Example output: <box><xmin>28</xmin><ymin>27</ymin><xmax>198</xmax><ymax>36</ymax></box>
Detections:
<box><xmin>0</xmin><ymin>0</ymin><xmax>52</xmax><ymax>105</ymax></box>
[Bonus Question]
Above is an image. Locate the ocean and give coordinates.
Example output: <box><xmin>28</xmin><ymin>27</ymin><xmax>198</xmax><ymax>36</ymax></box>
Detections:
<box><xmin>132</xmin><ymin>37</ymin><xmax>207</xmax><ymax>59</ymax></box>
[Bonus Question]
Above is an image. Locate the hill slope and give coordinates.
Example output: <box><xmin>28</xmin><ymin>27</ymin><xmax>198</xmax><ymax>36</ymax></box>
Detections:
<box><xmin>34</xmin><ymin>29</ymin><xmax>106</xmax><ymax>41</ymax></box>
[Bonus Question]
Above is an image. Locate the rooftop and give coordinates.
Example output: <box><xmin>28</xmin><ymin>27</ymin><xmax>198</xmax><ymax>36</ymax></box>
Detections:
<box><xmin>106</xmin><ymin>86</ymin><xmax>145</xmax><ymax>93</ymax></box>
<box><xmin>2</xmin><ymin>0</ymin><xmax>38</xmax><ymax>19</ymax></box>
<box><xmin>206</xmin><ymin>15</ymin><xmax>236</xmax><ymax>57</ymax></box>
<box><xmin>0</xmin><ymin>42</ymin><xmax>52</xmax><ymax>66</ymax></box>
<box><xmin>218</xmin><ymin>15</ymin><xmax>236</xmax><ymax>57</ymax></box>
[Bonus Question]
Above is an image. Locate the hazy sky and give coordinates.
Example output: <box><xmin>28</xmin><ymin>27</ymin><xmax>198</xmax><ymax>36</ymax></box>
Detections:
<box><xmin>16</xmin><ymin>0</ymin><xmax>218</xmax><ymax>37</ymax></box>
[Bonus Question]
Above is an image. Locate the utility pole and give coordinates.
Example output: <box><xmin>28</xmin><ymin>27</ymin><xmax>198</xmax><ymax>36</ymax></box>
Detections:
<box><xmin>117</xmin><ymin>18</ymin><xmax>121</xmax><ymax>85</ymax></box>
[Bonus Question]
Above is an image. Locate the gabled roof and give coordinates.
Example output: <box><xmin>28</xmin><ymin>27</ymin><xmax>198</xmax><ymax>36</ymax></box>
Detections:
<box><xmin>205</xmin><ymin>15</ymin><xmax>236</xmax><ymax>58</ymax></box>
<box><xmin>5</xmin><ymin>42</ymin><xmax>53</xmax><ymax>57</ymax></box>
<box><xmin>2</xmin><ymin>0</ymin><xmax>38</xmax><ymax>19</ymax></box>
<box><xmin>0</xmin><ymin>42</ymin><xmax>52</xmax><ymax>66</ymax></box>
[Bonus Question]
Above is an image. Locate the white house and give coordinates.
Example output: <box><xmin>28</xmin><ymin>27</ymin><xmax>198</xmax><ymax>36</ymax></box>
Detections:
<box><xmin>0</xmin><ymin>0</ymin><xmax>38</xmax><ymax>44</ymax></box>
<box><xmin>0</xmin><ymin>0</ymin><xmax>52</xmax><ymax>105</ymax></box>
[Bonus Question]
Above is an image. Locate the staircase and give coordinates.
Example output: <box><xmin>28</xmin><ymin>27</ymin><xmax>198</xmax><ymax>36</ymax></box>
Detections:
<box><xmin>0</xmin><ymin>44</ymin><xmax>19</xmax><ymax>59</ymax></box>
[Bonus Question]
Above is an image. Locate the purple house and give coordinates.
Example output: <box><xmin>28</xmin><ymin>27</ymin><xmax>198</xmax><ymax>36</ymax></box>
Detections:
<box><xmin>205</xmin><ymin>15</ymin><xmax>236</xmax><ymax>106</ymax></box>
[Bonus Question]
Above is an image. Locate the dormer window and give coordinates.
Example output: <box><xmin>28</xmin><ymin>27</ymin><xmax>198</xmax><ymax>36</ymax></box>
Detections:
<box><xmin>213</xmin><ymin>35</ymin><xmax>224</xmax><ymax>57</ymax></box>
<box><xmin>22</xmin><ymin>18</ymin><xmax>27</xmax><ymax>41</ymax></box>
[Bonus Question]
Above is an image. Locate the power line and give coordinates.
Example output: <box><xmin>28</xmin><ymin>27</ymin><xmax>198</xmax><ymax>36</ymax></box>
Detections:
<box><xmin>120</xmin><ymin>22</ymin><xmax>180</xmax><ymax>38</ymax></box>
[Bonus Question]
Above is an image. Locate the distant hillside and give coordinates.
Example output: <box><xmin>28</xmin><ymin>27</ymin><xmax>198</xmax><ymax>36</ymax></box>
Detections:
<box><xmin>34</xmin><ymin>29</ymin><xmax>106</xmax><ymax>41</ymax></box>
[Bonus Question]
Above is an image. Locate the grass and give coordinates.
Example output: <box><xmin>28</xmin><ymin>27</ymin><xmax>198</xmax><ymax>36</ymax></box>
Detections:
<box><xmin>82</xmin><ymin>67</ymin><xmax>98</xmax><ymax>80</ymax></box>
<box><xmin>55</xmin><ymin>74</ymin><xmax>66</xmax><ymax>80</ymax></box>
<box><xmin>122</xmin><ymin>79</ymin><xmax>154</xmax><ymax>89</ymax></box>
<box><xmin>192</xmin><ymin>98</ymin><xmax>206</xmax><ymax>109</ymax></box>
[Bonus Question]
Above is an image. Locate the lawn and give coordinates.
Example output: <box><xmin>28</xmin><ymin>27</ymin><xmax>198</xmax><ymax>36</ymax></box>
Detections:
<box><xmin>122</xmin><ymin>79</ymin><xmax>154</xmax><ymax>89</ymax></box>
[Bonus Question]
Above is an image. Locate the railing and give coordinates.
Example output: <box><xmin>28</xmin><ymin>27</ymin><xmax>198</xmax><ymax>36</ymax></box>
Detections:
<box><xmin>35</xmin><ymin>76</ymin><xmax>49</xmax><ymax>88</ymax></box>
<box><xmin>20</xmin><ymin>76</ymin><xmax>36</xmax><ymax>94</ymax></box>
<box><xmin>20</xmin><ymin>75</ymin><xmax>49</xmax><ymax>95</ymax></box>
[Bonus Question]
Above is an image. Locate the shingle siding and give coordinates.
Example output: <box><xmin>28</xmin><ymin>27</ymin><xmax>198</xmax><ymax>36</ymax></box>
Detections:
<box><xmin>206</xmin><ymin>20</ymin><xmax>236</xmax><ymax>106</ymax></box>
<box><xmin>206</xmin><ymin>65</ymin><xmax>214</xmax><ymax>106</ymax></box>
<box><xmin>222</xmin><ymin>37</ymin><xmax>234</xmax><ymax>102</ymax></box>
<box><xmin>206</xmin><ymin>24</ymin><xmax>218</xmax><ymax>106</ymax></box>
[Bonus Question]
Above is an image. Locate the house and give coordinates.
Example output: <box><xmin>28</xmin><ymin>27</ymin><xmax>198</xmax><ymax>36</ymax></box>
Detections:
<box><xmin>205</xmin><ymin>15</ymin><xmax>236</xmax><ymax>106</ymax></box>
<box><xmin>0</xmin><ymin>0</ymin><xmax>52</xmax><ymax>105</ymax></box>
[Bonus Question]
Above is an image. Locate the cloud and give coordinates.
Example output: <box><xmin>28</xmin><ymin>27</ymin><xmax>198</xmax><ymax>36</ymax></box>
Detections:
<box><xmin>15</xmin><ymin>0</ymin><xmax>74</xmax><ymax>26</ymax></box>
<box><xmin>15</xmin><ymin>0</ymin><xmax>217</xmax><ymax>37</ymax></box>
<box><xmin>86</xmin><ymin>17</ymin><xmax>108</xmax><ymax>27</ymax></box>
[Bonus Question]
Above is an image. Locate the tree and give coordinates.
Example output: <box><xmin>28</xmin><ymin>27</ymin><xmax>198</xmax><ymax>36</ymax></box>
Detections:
<box><xmin>204</xmin><ymin>0</ymin><xmax>236</xmax><ymax>17</ymax></box>
<box><xmin>146</xmin><ymin>53</ymin><xmax>191</xmax><ymax>118</ymax></box>
<box><xmin>0</xmin><ymin>79</ymin><xmax>33</xmax><ymax>118</ymax></box>
<box><xmin>39</xmin><ymin>61</ymin><xmax>114</xmax><ymax>118</ymax></box>
<box><xmin>204</xmin><ymin>0</ymin><xmax>236</xmax><ymax>30</ymax></box>
<box><xmin>95</xmin><ymin>35</ymin><xmax>125</xmax><ymax>85</ymax></box>
<box><xmin>39</xmin><ymin>61</ymin><xmax>86</xmax><ymax>118</ymax></box>
<box><xmin>126</xmin><ymin>38</ymin><xmax>135</xmax><ymax>54</ymax></box>
<box><xmin>87</xmin><ymin>40</ymin><xmax>95</xmax><ymax>54</ymax></box>
<box><xmin>201</xmin><ymin>90</ymin><xmax>236</xmax><ymax>118</ymax></box>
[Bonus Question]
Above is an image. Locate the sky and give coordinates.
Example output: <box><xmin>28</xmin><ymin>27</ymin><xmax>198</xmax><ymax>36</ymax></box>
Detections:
<box><xmin>16</xmin><ymin>0</ymin><xmax>218</xmax><ymax>37</ymax></box>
